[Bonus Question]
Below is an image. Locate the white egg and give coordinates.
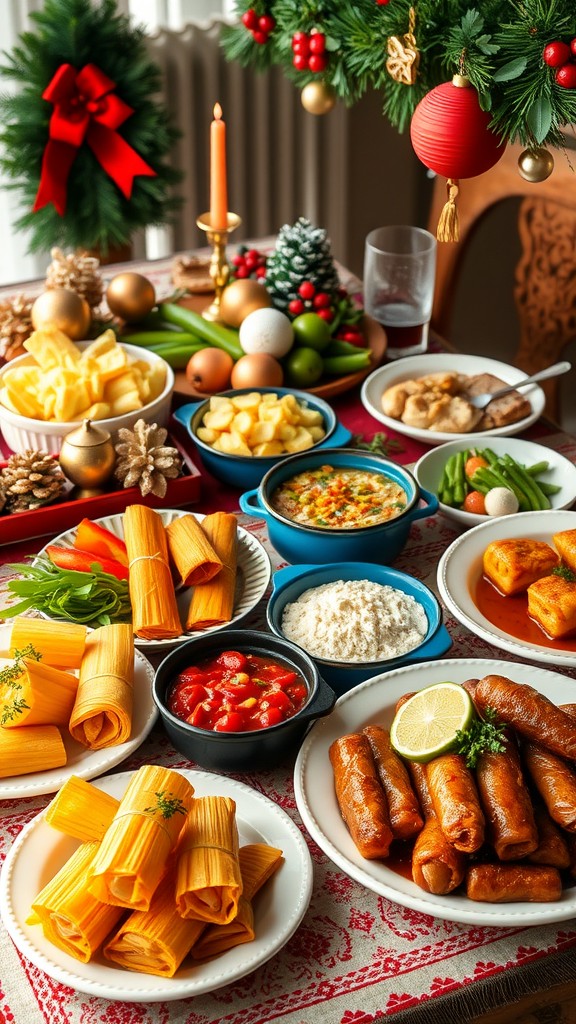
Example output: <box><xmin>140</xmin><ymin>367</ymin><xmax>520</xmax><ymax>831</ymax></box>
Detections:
<box><xmin>239</xmin><ymin>308</ymin><xmax>294</xmax><ymax>358</ymax></box>
<box><xmin>484</xmin><ymin>487</ymin><xmax>520</xmax><ymax>517</ymax></box>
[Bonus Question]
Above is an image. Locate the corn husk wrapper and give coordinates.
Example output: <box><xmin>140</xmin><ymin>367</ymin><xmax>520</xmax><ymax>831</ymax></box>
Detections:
<box><xmin>45</xmin><ymin>775</ymin><xmax>120</xmax><ymax>842</ymax></box>
<box><xmin>166</xmin><ymin>514</ymin><xmax>223</xmax><ymax>587</ymax></box>
<box><xmin>8</xmin><ymin>617</ymin><xmax>87</xmax><ymax>669</ymax></box>
<box><xmin>68</xmin><ymin>623</ymin><xmax>134</xmax><ymax>749</ymax></box>
<box><xmin>124</xmin><ymin>505</ymin><xmax>182</xmax><ymax>640</ymax></box>
<box><xmin>1</xmin><ymin>659</ymin><xmax>77</xmax><ymax>728</ymax></box>
<box><xmin>186</xmin><ymin>513</ymin><xmax>237</xmax><ymax>631</ymax></box>
<box><xmin>175</xmin><ymin>795</ymin><xmax>241</xmax><ymax>923</ymax></box>
<box><xmin>0</xmin><ymin>723</ymin><xmax>66</xmax><ymax>778</ymax></box>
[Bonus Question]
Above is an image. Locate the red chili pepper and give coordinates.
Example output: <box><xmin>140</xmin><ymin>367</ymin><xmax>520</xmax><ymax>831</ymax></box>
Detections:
<box><xmin>73</xmin><ymin>518</ymin><xmax>129</xmax><ymax>567</ymax></box>
<box><xmin>45</xmin><ymin>545</ymin><xmax>129</xmax><ymax>580</ymax></box>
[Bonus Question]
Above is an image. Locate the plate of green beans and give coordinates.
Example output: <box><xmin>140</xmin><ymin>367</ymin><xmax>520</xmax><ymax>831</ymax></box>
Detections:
<box><xmin>414</xmin><ymin>437</ymin><xmax>576</xmax><ymax>528</ymax></box>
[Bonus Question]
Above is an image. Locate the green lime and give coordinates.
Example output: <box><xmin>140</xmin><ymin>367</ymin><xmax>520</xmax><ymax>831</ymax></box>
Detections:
<box><xmin>284</xmin><ymin>346</ymin><xmax>324</xmax><ymax>387</ymax></box>
<box><xmin>292</xmin><ymin>313</ymin><xmax>332</xmax><ymax>352</ymax></box>
<box><xmin>389</xmin><ymin>682</ymin><xmax>475</xmax><ymax>763</ymax></box>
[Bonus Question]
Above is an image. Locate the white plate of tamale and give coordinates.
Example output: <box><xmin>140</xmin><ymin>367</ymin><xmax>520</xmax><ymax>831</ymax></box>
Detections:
<box><xmin>37</xmin><ymin>508</ymin><xmax>272</xmax><ymax>652</ymax></box>
<box><xmin>295</xmin><ymin>657</ymin><xmax>576</xmax><ymax>927</ymax></box>
<box><xmin>438</xmin><ymin>509</ymin><xmax>576</xmax><ymax>666</ymax></box>
<box><xmin>0</xmin><ymin>768</ymin><xmax>313</xmax><ymax>1000</ymax></box>
<box><xmin>0</xmin><ymin>621</ymin><xmax>157</xmax><ymax>799</ymax></box>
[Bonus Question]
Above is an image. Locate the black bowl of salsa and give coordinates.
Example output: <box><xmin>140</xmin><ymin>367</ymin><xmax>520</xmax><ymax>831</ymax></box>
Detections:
<box><xmin>153</xmin><ymin>630</ymin><xmax>337</xmax><ymax>771</ymax></box>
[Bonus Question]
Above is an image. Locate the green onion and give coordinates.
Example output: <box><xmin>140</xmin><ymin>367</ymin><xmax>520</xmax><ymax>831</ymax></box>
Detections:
<box><xmin>3</xmin><ymin>557</ymin><xmax>132</xmax><ymax>628</ymax></box>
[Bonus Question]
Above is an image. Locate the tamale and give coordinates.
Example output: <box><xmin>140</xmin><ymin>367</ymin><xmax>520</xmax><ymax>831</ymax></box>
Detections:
<box><xmin>103</xmin><ymin>872</ymin><xmax>205</xmax><ymax>977</ymax></box>
<box><xmin>123</xmin><ymin>505</ymin><xmax>182</xmax><ymax>640</ymax></box>
<box><xmin>8</xmin><ymin>617</ymin><xmax>87</xmax><ymax>669</ymax></box>
<box><xmin>0</xmin><ymin>723</ymin><xmax>66</xmax><ymax>777</ymax></box>
<box><xmin>69</xmin><ymin>622</ymin><xmax>134</xmax><ymax>749</ymax></box>
<box><xmin>45</xmin><ymin>776</ymin><xmax>120</xmax><ymax>842</ymax></box>
<box><xmin>88</xmin><ymin>764</ymin><xmax>194</xmax><ymax>911</ymax></box>
<box><xmin>186</xmin><ymin>512</ymin><xmax>238</xmax><ymax>631</ymax></box>
<box><xmin>30</xmin><ymin>841</ymin><xmax>124</xmax><ymax>963</ymax></box>
<box><xmin>1</xmin><ymin>658</ymin><xmax>77</xmax><ymax>728</ymax></box>
<box><xmin>175</xmin><ymin>795</ymin><xmax>242</xmax><ymax>923</ymax></box>
<box><xmin>166</xmin><ymin>514</ymin><xmax>223</xmax><ymax>587</ymax></box>
<box><xmin>192</xmin><ymin>843</ymin><xmax>283</xmax><ymax>960</ymax></box>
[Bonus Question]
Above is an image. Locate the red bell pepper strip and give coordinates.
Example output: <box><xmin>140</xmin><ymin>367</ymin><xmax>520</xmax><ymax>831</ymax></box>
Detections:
<box><xmin>45</xmin><ymin>545</ymin><xmax>130</xmax><ymax>581</ymax></box>
<box><xmin>73</xmin><ymin>518</ymin><xmax>129</xmax><ymax>567</ymax></box>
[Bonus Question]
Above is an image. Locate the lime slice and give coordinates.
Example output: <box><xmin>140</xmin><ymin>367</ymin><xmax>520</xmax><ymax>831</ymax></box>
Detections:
<box><xmin>390</xmin><ymin>682</ymin><xmax>475</xmax><ymax>763</ymax></box>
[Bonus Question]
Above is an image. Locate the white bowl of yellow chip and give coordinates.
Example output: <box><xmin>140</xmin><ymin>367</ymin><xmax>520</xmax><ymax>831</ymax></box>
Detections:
<box><xmin>0</xmin><ymin>334</ymin><xmax>174</xmax><ymax>454</ymax></box>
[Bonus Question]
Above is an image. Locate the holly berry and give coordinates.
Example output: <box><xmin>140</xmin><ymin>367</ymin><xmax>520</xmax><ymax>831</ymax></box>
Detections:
<box><xmin>241</xmin><ymin>8</ymin><xmax>258</xmax><ymax>29</ymax></box>
<box><xmin>309</xmin><ymin>32</ymin><xmax>326</xmax><ymax>54</ymax></box>
<box><xmin>312</xmin><ymin>291</ymin><xmax>331</xmax><ymax>309</ymax></box>
<box><xmin>308</xmin><ymin>53</ymin><xmax>328</xmax><ymax>74</ymax></box>
<box><xmin>293</xmin><ymin>53</ymin><xmax>309</xmax><ymax>71</ymax></box>
<box><xmin>231</xmin><ymin>247</ymin><xmax>268</xmax><ymax>281</ymax></box>
<box><xmin>292</xmin><ymin>31</ymin><xmax>309</xmax><ymax>48</ymax></box>
<box><xmin>258</xmin><ymin>14</ymin><xmax>275</xmax><ymax>33</ymax></box>
<box><xmin>543</xmin><ymin>41</ymin><xmax>570</xmax><ymax>67</ymax></box>
<box><xmin>316</xmin><ymin>308</ymin><xmax>334</xmax><ymax>322</ymax></box>
<box><xmin>289</xmin><ymin>298</ymin><xmax>306</xmax><ymax>316</ymax></box>
<box><xmin>298</xmin><ymin>281</ymin><xmax>316</xmax><ymax>300</ymax></box>
<box><xmin>252</xmin><ymin>29</ymin><xmax>269</xmax><ymax>44</ymax></box>
<box><xmin>555</xmin><ymin>62</ymin><xmax>576</xmax><ymax>89</ymax></box>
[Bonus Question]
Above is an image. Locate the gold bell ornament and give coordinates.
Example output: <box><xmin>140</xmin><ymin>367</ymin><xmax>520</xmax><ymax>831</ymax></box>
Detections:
<box><xmin>518</xmin><ymin>147</ymin><xmax>555</xmax><ymax>183</ymax></box>
<box><xmin>59</xmin><ymin>419</ymin><xmax>116</xmax><ymax>496</ymax></box>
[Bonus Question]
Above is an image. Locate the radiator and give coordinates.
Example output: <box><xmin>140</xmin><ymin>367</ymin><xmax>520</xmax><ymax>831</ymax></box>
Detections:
<box><xmin>144</xmin><ymin>18</ymin><xmax>350</xmax><ymax>259</ymax></box>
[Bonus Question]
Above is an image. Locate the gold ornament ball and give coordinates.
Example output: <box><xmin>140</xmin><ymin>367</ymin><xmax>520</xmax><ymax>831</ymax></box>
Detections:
<box><xmin>219</xmin><ymin>278</ymin><xmax>272</xmax><ymax>329</ymax></box>
<box><xmin>518</xmin><ymin>148</ymin><xmax>555</xmax><ymax>183</ymax></box>
<box><xmin>31</xmin><ymin>288</ymin><xmax>91</xmax><ymax>339</ymax></box>
<box><xmin>59</xmin><ymin>419</ymin><xmax>116</xmax><ymax>492</ymax></box>
<box><xmin>301</xmin><ymin>81</ymin><xmax>337</xmax><ymax>116</ymax></box>
<box><xmin>106</xmin><ymin>272</ymin><xmax>156</xmax><ymax>322</ymax></box>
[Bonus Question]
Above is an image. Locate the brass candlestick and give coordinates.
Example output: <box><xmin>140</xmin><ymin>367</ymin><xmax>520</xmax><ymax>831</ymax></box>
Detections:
<box><xmin>196</xmin><ymin>211</ymin><xmax>242</xmax><ymax>321</ymax></box>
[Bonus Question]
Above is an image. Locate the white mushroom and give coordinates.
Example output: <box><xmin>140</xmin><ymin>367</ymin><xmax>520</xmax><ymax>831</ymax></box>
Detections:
<box><xmin>484</xmin><ymin>487</ymin><xmax>520</xmax><ymax>517</ymax></box>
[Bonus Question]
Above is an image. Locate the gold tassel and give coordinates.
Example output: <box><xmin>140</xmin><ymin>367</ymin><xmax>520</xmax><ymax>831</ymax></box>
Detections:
<box><xmin>436</xmin><ymin>179</ymin><xmax>460</xmax><ymax>242</ymax></box>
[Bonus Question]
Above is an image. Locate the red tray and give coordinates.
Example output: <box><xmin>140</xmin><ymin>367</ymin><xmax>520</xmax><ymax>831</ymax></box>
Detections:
<box><xmin>0</xmin><ymin>429</ymin><xmax>201</xmax><ymax>547</ymax></box>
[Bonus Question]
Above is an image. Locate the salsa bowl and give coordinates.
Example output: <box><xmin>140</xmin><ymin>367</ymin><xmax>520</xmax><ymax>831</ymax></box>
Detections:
<box><xmin>172</xmin><ymin>387</ymin><xmax>352</xmax><ymax>490</ymax></box>
<box><xmin>266</xmin><ymin>562</ymin><xmax>452</xmax><ymax>694</ymax></box>
<box><xmin>153</xmin><ymin>629</ymin><xmax>337</xmax><ymax>771</ymax></box>
<box><xmin>239</xmin><ymin>448</ymin><xmax>438</xmax><ymax>565</ymax></box>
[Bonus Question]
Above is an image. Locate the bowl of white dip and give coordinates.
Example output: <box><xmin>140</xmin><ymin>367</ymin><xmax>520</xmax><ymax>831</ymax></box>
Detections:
<box><xmin>266</xmin><ymin>562</ymin><xmax>452</xmax><ymax>694</ymax></box>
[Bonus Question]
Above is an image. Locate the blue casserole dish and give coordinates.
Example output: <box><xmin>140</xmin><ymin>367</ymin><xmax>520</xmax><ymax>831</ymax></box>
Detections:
<box><xmin>239</xmin><ymin>448</ymin><xmax>438</xmax><ymax>565</ymax></box>
<box><xmin>266</xmin><ymin>561</ymin><xmax>452</xmax><ymax>694</ymax></box>
<box><xmin>172</xmin><ymin>387</ymin><xmax>352</xmax><ymax>489</ymax></box>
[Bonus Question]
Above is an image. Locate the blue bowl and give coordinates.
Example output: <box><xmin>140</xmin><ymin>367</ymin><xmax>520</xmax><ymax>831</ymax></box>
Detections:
<box><xmin>266</xmin><ymin>562</ymin><xmax>452</xmax><ymax>694</ymax></box>
<box><xmin>172</xmin><ymin>387</ymin><xmax>352</xmax><ymax>490</ymax></box>
<box><xmin>239</xmin><ymin>448</ymin><xmax>438</xmax><ymax>565</ymax></box>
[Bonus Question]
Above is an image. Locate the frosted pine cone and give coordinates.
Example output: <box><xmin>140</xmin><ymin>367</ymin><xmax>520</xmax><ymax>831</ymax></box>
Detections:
<box><xmin>114</xmin><ymin>419</ymin><xmax>182</xmax><ymax>498</ymax></box>
<box><xmin>45</xmin><ymin>247</ymin><xmax>104</xmax><ymax>310</ymax></box>
<box><xmin>0</xmin><ymin>293</ymin><xmax>34</xmax><ymax>361</ymax></box>
<box><xmin>1</xmin><ymin>450</ymin><xmax>67</xmax><ymax>513</ymax></box>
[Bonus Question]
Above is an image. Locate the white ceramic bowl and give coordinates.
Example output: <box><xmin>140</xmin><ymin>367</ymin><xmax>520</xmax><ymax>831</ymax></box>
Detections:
<box><xmin>0</xmin><ymin>341</ymin><xmax>174</xmax><ymax>454</ymax></box>
<box><xmin>414</xmin><ymin>436</ymin><xmax>576</xmax><ymax>528</ymax></box>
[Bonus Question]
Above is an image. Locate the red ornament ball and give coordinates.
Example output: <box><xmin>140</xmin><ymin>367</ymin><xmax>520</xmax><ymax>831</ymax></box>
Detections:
<box><xmin>555</xmin><ymin>63</ymin><xmax>576</xmax><ymax>89</ymax></box>
<box><xmin>410</xmin><ymin>77</ymin><xmax>504</xmax><ymax>179</ymax></box>
<box><xmin>543</xmin><ymin>41</ymin><xmax>571</xmax><ymax>67</ymax></box>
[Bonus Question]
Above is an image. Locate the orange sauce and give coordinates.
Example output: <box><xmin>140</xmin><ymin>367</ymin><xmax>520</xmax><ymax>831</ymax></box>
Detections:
<box><xmin>474</xmin><ymin>573</ymin><xmax>576</xmax><ymax>652</ymax></box>
<box><xmin>382</xmin><ymin>841</ymin><xmax>414</xmax><ymax>881</ymax></box>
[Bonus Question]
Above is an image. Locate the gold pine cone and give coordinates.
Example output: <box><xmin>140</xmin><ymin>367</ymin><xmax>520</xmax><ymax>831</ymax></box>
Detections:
<box><xmin>114</xmin><ymin>419</ymin><xmax>182</xmax><ymax>498</ymax></box>
<box><xmin>1</xmin><ymin>450</ymin><xmax>67</xmax><ymax>513</ymax></box>
<box><xmin>45</xmin><ymin>247</ymin><xmax>104</xmax><ymax>310</ymax></box>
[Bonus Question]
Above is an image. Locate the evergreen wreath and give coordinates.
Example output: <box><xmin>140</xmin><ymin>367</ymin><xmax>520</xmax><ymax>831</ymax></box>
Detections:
<box><xmin>0</xmin><ymin>0</ymin><xmax>181</xmax><ymax>255</ymax></box>
<box><xmin>222</xmin><ymin>0</ymin><xmax>576</xmax><ymax>150</ymax></box>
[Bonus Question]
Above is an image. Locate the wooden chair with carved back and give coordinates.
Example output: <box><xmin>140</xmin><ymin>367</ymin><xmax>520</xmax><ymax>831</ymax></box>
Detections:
<box><xmin>428</xmin><ymin>137</ymin><xmax>576</xmax><ymax>423</ymax></box>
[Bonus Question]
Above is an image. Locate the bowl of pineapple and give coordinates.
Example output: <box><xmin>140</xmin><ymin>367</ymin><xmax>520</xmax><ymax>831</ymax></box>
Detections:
<box><xmin>0</xmin><ymin>327</ymin><xmax>174</xmax><ymax>454</ymax></box>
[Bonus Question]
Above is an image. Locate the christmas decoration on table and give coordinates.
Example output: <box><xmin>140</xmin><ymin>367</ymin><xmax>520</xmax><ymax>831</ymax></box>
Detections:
<box><xmin>31</xmin><ymin>288</ymin><xmax>92</xmax><ymax>340</ymax></box>
<box><xmin>171</xmin><ymin>255</ymin><xmax>213</xmax><ymax>294</ymax></box>
<box><xmin>45</xmin><ymin>248</ymin><xmax>104</xmax><ymax>311</ymax></box>
<box><xmin>58</xmin><ymin>420</ymin><xmax>116</xmax><ymax>494</ymax></box>
<box><xmin>264</xmin><ymin>218</ymin><xmax>341</xmax><ymax>316</ymax></box>
<box><xmin>0</xmin><ymin>295</ymin><xmax>34</xmax><ymax>363</ymax></box>
<box><xmin>105</xmin><ymin>273</ymin><xmax>156</xmax><ymax>323</ymax></box>
<box><xmin>230</xmin><ymin>246</ymin><xmax>268</xmax><ymax>281</ymax></box>
<box><xmin>0</xmin><ymin>0</ymin><xmax>181</xmax><ymax>257</ymax></box>
<box><xmin>300</xmin><ymin>80</ymin><xmax>337</xmax><ymax>115</ymax></box>
<box><xmin>114</xmin><ymin>419</ymin><xmax>183</xmax><ymax>498</ymax></box>
<box><xmin>222</xmin><ymin>0</ymin><xmax>576</xmax><ymax>186</ymax></box>
<box><xmin>0</xmin><ymin>451</ymin><xmax>67</xmax><ymax>514</ymax></box>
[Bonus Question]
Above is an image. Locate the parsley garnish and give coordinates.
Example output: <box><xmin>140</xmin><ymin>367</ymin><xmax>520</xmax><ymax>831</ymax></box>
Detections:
<box><xmin>351</xmin><ymin>431</ymin><xmax>404</xmax><ymax>457</ymax></box>
<box><xmin>1</xmin><ymin>695</ymin><xmax>30</xmax><ymax>726</ymax></box>
<box><xmin>552</xmin><ymin>565</ymin><xmax>576</xmax><ymax>582</ymax></box>
<box><xmin>455</xmin><ymin>708</ymin><xmax>507</xmax><ymax>768</ymax></box>
<box><xmin>0</xmin><ymin>644</ymin><xmax>41</xmax><ymax>688</ymax></box>
<box><xmin>145</xmin><ymin>790</ymin><xmax>187</xmax><ymax>819</ymax></box>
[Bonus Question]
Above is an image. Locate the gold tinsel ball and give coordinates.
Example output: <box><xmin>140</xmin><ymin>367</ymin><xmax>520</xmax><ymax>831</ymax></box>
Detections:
<box><xmin>219</xmin><ymin>278</ymin><xmax>272</xmax><ymax>329</ymax></box>
<box><xmin>518</xmin><ymin>147</ymin><xmax>555</xmax><ymax>183</ymax></box>
<box><xmin>31</xmin><ymin>288</ymin><xmax>91</xmax><ymax>339</ymax></box>
<box><xmin>106</xmin><ymin>272</ymin><xmax>156</xmax><ymax>322</ymax></box>
<box><xmin>301</xmin><ymin>81</ymin><xmax>337</xmax><ymax>116</ymax></box>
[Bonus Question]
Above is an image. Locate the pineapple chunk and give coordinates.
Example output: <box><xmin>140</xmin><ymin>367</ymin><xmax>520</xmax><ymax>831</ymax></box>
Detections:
<box><xmin>309</xmin><ymin>425</ymin><xmax>326</xmax><ymax>441</ymax></box>
<box><xmin>146</xmin><ymin>363</ymin><xmax>167</xmax><ymax>401</ymax></box>
<box><xmin>258</xmin><ymin>404</ymin><xmax>285</xmax><ymax>430</ymax></box>
<box><xmin>53</xmin><ymin>372</ymin><xmax>91</xmax><ymax>421</ymax></box>
<box><xmin>104</xmin><ymin>370</ymin><xmax>140</xmax><ymax>402</ymax></box>
<box><xmin>209</xmin><ymin>395</ymin><xmax>235</xmax><ymax>411</ymax></box>
<box><xmin>204</xmin><ymin>406</ymin><xmax>235</xmax><ymax>431</ymax></box>
<box><xmin>24</xmin><ymin>326</ymin><xmax>82</xmax><ymax>371</ymax></box>
<box><xmin>109</xmin><ymin>392</ymin><xmax>143</xmax><ymax>415</ymax></box>
<box><xmin>213</xmin><ymin>431</ymin><xmax>253</xmax><ymax>456</ymax></box>
<box><xmin>296</xmin><ymin>405</ymin><xmax>324</xmax><ymax>427</ymax></box>
<box><xmin>232</xmin><ymin>410</ymin><xmax>255</xmax><ymax>436</ymax></box>
<box><xmin>253</xmin><ymin>441</ymin><xmax>284</xmax><ymax>456</ymax></box>
<box><xmin>92</xmin><ymin>346</ymin><xmax>129</xmax><ymax>381</ymax></box>
<box><xmin>81</xmin><ymin>401</ymin><xmax>111</xmax><ymax>419</ymax></box>
<box><xmin>197</xmin><ymin>426</ymin><xmax>221</xmax><ymax>444</ymax></box>
<box><xmin>230</xmin><ymin>392</ymin><xmax>262</xmax><ymax>412</ymax></box>
<box><xmin>278</xmin><ymin>423</ymin><xmax>297</xmax><ymax>441</ymax></box>
<box><xmin>284</xmin><ymin>426</ymin><xmax>315</xmax><ymax>453</ymax></box>
<box><xmin>247</xmin><ymin>421</ymin><xmax>275</xmax><ymax>445</ymax></box>
<box><xmin>79</xmin><ymin>329</ymin><xmax>118</xmax><ymax>359</ymax></box>
<box><xmin>279</xmin><ymin>394</ymin><xmax>301</xmax><ymax>423</ymax></box>
<box><xmin>3</xmin><ymin>380</ymin><xmax>44</xmax><ymax>418</ymax></box>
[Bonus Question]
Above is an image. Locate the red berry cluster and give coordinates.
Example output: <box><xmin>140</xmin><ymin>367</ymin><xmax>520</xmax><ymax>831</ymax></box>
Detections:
<box><xmin>241</xmin><ymin>8</ymin><xmax>275</xmax><ymax>45</ymax></box>
<box><xmin>231</xmin><ymin>247</ymin><xmax>267</xmax><ymax>279</ymax></box>
<box><xmin>542</xmin><ymin>39</ymin><xmax>576</xmax><ymax>89</ymax></box>
<box><xmin>288</xmin><ymin>281</ymin><xmax>334</xmax><ymax>320</ymax></box>
<box><xmin>291</xmin><ymin>30</ymin><xmax>328</xmax><ymax>74</ymax></box>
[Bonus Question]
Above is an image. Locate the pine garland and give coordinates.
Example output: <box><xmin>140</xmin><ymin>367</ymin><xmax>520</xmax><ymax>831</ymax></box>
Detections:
<box><xmin>222</xmin><ymin>0</ymin><xmax>576</xmax><ymax>148</ymax></box>
<box><xmin>0</xmin><ymin>0</ymin><xmax>181</xmax><ymax>255</ymax></box>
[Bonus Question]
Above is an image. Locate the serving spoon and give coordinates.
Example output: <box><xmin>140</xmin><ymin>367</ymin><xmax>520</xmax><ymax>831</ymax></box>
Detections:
<box><xmin>468</xmin><ymin>360</ymin><xmax>571</xmax><ymax>410</ymax></box>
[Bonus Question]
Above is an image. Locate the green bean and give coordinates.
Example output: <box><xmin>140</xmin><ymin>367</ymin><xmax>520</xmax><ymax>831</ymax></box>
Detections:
<box><xmin>537</xmin><ymin>481</ymin><xmax>561</xmax><ymax>495</ymax></box>
<box><xmin>472</xmin><ymin>466</ymin><xmax>529</xmax><ymax>510</ymax></box>
<box><xmin>525</xmin><ymin>460</ymin><xmax>550</xmax><ymax>476</ymax></box>
<box><xmin>452</xmin><ymin>451</ymin><xmax>467</xmax><ymax>505</ymax></box>
<box><xmin>501</xmin><ymin>455</ymin><xmax>551</xmax><ymax>510</ymax></box>
<box><xmin>159</xmin><ymin>302</ymin><xmax>244</xmax><ymax>360</ymax></box>
<box><xmin>325</xmin><ymin>338</ymin><xmax>368</xmax><ymax>357</ymax></box>
<box><xmin>123</xmin><ymin>331</ymin><xmax>200</xmax><ymax>346</ymax></box>
<box><xmin>321</xmin><ymin>351</ymin><xmax>372</xmax><ymax>375</ymax></box>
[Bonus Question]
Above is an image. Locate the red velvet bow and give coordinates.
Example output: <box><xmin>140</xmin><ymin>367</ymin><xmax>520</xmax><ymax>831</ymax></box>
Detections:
<box><xmin>33</xmin><ymin>63</ymin><xmax>156</xmax><ymax>215</ymax></box>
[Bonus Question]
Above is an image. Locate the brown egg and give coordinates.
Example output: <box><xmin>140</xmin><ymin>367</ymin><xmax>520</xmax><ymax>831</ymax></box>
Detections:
<box><xmin>219</xmin><ymin>279</ymin><xmax>272</xmax><ymax>329</ymax></box>
<box><xmin>186</xmin><ymin>347</ymin><xmax>234</xmax><ymax>393</ymax></box>
<box><xmin>31</xmin><ymin>288</ymin><xmax>91</xmax><ymax>339</ymax></box>
<box><xmin>230</xmin><ymin>353</ymin><xmax>284</xmax><ymax>389</ymax></box>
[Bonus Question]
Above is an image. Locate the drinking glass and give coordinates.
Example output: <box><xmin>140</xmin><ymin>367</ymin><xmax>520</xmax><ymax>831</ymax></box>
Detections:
<box><xmin>363</xmin><ymin>225</ymin><xmax>437</xmax><ymax>358</ymax></box>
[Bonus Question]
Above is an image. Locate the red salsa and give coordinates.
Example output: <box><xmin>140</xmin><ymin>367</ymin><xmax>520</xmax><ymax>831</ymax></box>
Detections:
<box><xmin>168</xmin><ymin>649</ymin><xmax>309</xmax><ymax>732</ymax></box>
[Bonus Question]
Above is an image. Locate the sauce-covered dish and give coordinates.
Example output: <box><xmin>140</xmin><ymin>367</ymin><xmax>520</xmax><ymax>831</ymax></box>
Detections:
<box><xmin>239</xmin><ymin>448</ymin><xmax>438</xmax><ymax>565</ymax></box>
